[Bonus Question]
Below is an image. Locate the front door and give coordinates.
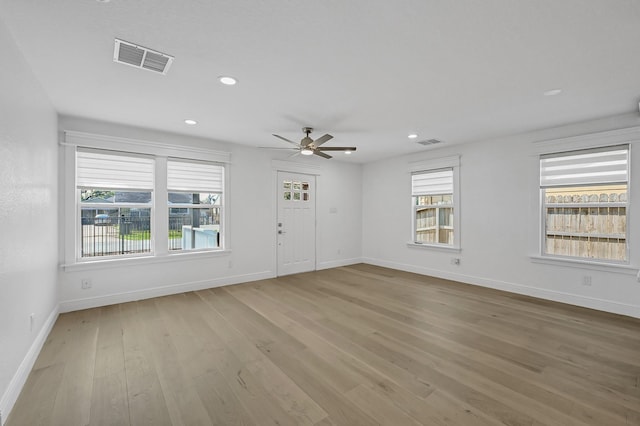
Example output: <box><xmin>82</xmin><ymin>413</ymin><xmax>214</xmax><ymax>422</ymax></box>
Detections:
<box><xmin>277</xmin><ymin>171</ymin><xmax>316</xmax><ymax>276</ymax></box>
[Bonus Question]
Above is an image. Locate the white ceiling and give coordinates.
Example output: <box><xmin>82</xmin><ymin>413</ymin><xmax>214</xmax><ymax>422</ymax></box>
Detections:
<box><xmin>1</xmin><ymin>0</ymin><xmax>639</xmax><ymax>163</ymax></box>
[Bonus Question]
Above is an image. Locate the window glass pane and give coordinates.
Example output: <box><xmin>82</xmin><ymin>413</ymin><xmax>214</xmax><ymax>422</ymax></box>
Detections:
<box><xmin>416</xmin><ymin>194</ymin><xmax>452</xmax><ymax>206</ymax></box>
<box><xmin>169</xmin><ymin>207</ymin><xmax>221</xmax><ymax>251</ymax></box>
<box><xmin>543</xmin><ymin>184</ymin><xmax>627</xmax><ymax>261</ymax></box>
<box><xmin>81</xmin><ymin>190</ymin><xmax>152</xmax><ymax>204</ymax></box>
<box><xmin>80</xmin><ymin>207</ymin><xmax>151</xmax><ymax>257</ymax></box>
<box><xmin>168</xmin><ymin>192</ymin><xmax>220</xmax><ymax>205</ymax></box>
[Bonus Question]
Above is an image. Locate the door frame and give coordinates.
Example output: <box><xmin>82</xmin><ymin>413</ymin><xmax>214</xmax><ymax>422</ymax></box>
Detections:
<box><xmin>271</xmin><ymin>160</ymin><xmax>321</xmax><ymax>276</ymax></box>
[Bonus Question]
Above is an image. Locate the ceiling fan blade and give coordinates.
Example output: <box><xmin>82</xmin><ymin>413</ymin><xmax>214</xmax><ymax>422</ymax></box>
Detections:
<box><xmin>258</xmin><ymin>146</ymin><xmax>299</xmax><ymax>150</ymax></box>
<box><xmin>316</xmin><ymin>146</ymin><xmax>357</xmax><ymax>152</ymax></box>
<box><xmin>313</xmin><ymin>134</ymin><xmax>333</xmax><ymax>147</ymax></box>
<box><xmin>314</xmin><ymin>151</ymin><xmax>332</xmax><ymax>159</ymax></box>
<box><xmin>272</xmin><ymin>134</ymin><xmax>301</xmax><ymax>147</ymax></box>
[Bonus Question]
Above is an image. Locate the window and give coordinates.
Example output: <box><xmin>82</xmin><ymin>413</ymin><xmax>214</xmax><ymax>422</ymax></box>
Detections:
<box><xmin>70</xmin><ymin>140</ymin><xmax>228</xmax><ymax>263</ymax></box>
<box><xmin>77</xmin><ymin>149</ymin><xmax>154</xmax><ymax>258</ymax></box>
<box><xmin>167</xmin><ymin>159</ymin><xmax>224</xmax><ymax>251</ymax></box>
<box><xmin>412</xmin><ymin>168</ymin><xmax>455</xmax><ymax>246</ymax></box>
<box><xmin>540</xmin><ymin>145</ymin><xmax>629</xmax><ymax>262</ymax></box>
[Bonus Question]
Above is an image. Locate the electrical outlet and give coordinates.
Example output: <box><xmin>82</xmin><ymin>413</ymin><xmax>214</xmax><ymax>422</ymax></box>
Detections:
<box><xmin>451</xmin><ymin>258</ymin><xmax>460</xmax><ymax>266</ymax></box>
<box><xmin>582</xmin><ymin>275</ymin><xmax>592</xmax><ymax>286</ymax></box>
<box><xmin>81</xmin><ymin>278</ymin><xmax>92</xmax><ymax>289</ymax></box>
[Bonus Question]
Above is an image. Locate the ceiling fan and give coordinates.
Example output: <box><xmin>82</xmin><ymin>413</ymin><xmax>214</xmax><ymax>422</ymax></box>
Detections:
<box><xmin>270</xmin><ymin>127</ymin><xmax>356</xmax><ymax>159</ymax></box>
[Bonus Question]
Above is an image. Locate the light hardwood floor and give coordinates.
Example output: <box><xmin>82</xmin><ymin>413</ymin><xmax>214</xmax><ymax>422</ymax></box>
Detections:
<box><xmin>7</xmin><ymin>264</ymin><xmax>640</xmax><ymax>425</ymax></box>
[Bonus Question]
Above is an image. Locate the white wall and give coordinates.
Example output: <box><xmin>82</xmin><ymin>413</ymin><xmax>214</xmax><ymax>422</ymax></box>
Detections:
<box><xmin>0</xmin><ymin>18</ymin><xmax>59</xmax><ymax>424</ymax></box>
<box><xmin>57</xmin><ymin>116</ymin><xmax>363</xmax><ymax>311</ymax></box>
<box><xmin>362</xmin><ymin>113</ymin><xmax>640</xmax><ymax>318</ymax></box>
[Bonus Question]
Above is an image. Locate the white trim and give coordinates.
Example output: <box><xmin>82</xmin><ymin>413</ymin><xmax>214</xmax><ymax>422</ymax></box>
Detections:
<box><xmin>63</xmin><ymin>136</ymin><xmax>230</xmax><ymax>267</ymax></box>
<box><xmin>533</xmin><ymin>132</ymin><xmax>633</xmax><ymax>265</ymax></box>
<box><xmin>61</xmin><ymin>249</ymin><xmax>232</xmax><ymax>272</ymax></box>
<box><xmin>362</xmin><ymin>257</ymin><xmax>640</xmax><ymax>319</ymax></box>
<box><xmin>408</xmin><ymin>154</ymin><xmax>460</xmax><ymax>173</ymax></box>
<box><xmin>529</xmin><ymin>255</ymin><xmax>638</xmax><ymax>275</ymax></box>
<box><xmin>406</xmin><ymin>242</ymin><xmax>462</xmax><ymax>253</ymax></box>
<box><xmin>317</xmin><ymin>257</ymin><xmax>363</xmax><ymax>270</ymax></box>
<box><xmin>531</xmin><ymin>126</ymin><xmax>640</xmax><ymax>155</ymax></box>
<box><xmin>58</xmin><ymin>270</ymin><xmax>274</xmax><ymax>313</ymax></box>
<box><xmin>409</xmin><ymin>155</ymin><xmax>461</xmax><ymax>250</ymax></box>
<box><xmin>0</xmin><ymin>305</ymin><xmax>59</xmax><ymax>426</ymax></box>
<box><xmin>271</xmin><ymin>159</ymin><xmax>321</xmax><ymax>175</ymax></box>
<box><xmin>63</xmin><ymin>131</ymin><xmax>231</xmax><ymax>163</ymax></box>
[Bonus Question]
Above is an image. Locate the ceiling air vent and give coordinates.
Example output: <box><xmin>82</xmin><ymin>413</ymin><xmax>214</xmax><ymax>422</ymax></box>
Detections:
<box><xmin>417</xmin><ymin>138</ymin><xmax>444</xmax><ymax>146</ymax></box>
<box><xmin>113</xmin><ymin>39</ymin><xmax>174</xmax><ymax>75</ymax></box>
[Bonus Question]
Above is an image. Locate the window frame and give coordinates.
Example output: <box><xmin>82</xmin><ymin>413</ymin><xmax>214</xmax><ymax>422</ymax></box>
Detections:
<box><xmin>62</xmin><ymin>131</ymin><xmax>231</xmax><ymax>269</ymax></box>
<box><xmin>167</xmin><ymin>157</ymin><xmax>225</xmax><ymax>253</ymax></box>
<box><xmin>76</xmin><ymin>148</ymin><xmax>156</xmax><ymax>260</ymax></box>
<box><xmin>539</xmin><ymin>145</ymin><xmax>630</xmax><ymax>264</ymax></box>
<box><xmin>529</xmin><ymin>126</ymin><xmax>640</xmax><ymax>271</ymax></box>
<box><xmin>408</xmin><ymin>155</ymin><xmax>461</xmax><ymax>251</ymax></box>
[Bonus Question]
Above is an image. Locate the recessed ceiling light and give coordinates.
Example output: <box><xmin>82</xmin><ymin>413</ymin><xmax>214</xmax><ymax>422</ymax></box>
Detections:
<box><xmin>543</xmin><ymin>89</ymin><xmax>562</xmax><ymax>96</ymax></box>
<box><xmin>184</xmin><ymin>119</ymin><xmax>197</xmax><ymax>125</ymax></box>
<box><xmin>219</xmin><ymin>76</ymin><xmax>237</xmax><ymax>86</ymax></box>
<box><xmin>96</xmin><ymin>0</ymin><xmax>111</xmax><ymax>3</ymax></box>
<box><xmin>344</xmin><ymin>150</ymin><xmax>352</xmax><ymax>155</ymax></box>
<box><xmin>408</xmin><ymin>134</ymin><xmax>418</xmax><ymax>139</ymax></box>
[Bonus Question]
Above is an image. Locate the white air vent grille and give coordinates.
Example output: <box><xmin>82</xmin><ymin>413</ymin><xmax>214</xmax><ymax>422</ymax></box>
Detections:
<box><xmin>113</xmin><ymin>39</ymin><xmax>174</xmax><ymax>75</ymax></box>
<box><xmin>417</xmin><ymin>139</ymin><xmax>444</xmax><ymax>146</ymax></box>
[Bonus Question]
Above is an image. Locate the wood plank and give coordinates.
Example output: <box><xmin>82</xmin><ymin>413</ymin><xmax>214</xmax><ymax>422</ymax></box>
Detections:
<box><xmin>49</xmin><ymin>309</ymin><xmax>100</xmax><ymax>426</ymax></box>
<box><xmin>120</xmin><ymin>301</ymin><xmax>172</xmax><ymax>426</ymax></box>
<box><xmin>90</xmin><ymin>305</ymin><xmax>129</xmax><ymax>426</ymax></box>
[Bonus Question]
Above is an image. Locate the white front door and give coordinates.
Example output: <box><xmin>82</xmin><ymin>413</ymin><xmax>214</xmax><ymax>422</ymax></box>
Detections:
<box><xmin>277</xmin><ymin>171</ymin><xmax>316</xmax><ymax>276</ymax></box>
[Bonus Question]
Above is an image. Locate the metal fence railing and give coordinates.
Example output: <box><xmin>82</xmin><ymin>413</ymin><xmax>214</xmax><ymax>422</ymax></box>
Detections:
<box><xmin>81</xmin><ymin>216</ymin><xmax>151</xmax><ymax>257</ymax></box>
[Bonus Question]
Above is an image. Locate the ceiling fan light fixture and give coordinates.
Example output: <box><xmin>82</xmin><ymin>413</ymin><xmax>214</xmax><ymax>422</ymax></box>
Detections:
<box><xmin>300</xmin><ymin>148</ymin><xmax>314</xmax><ymax>156</ymax></box>
<box><xmin>408</xmin><ymin>133</ymin><xmax>418</xmax><ymax>139</ymax></box>
<box><xmin>344</xmin><ymin>150</ymin><xmax>352</xmax><ymax>155</ymax></box>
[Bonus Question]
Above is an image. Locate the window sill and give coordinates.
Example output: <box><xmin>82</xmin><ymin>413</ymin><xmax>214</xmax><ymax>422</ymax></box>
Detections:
<box><xmin>407</xmin><ymin>242</ymin><xmax>461</xmax><ymax>253</ymax></box>
<box><xmin>61</xmin><ymin>249</ymin><xmax>232</xmax><ymax>272</ymax></box>
<box><xmin>530</xmin><ymin>255</ymin><xmax>638</xmax><ymax>275</ymax></box>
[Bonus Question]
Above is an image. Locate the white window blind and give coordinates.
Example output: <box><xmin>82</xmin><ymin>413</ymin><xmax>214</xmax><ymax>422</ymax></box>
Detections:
<box><xmin>76</xmin><ymin>149</ymin><xmax>154</xmax><ymax>190</ymax></box>
<box><xmin>167</xmin><ymin>159</ymin><xmax>224</xmax><ymax>193</ymax></box>
<box><xmin>540</xmin><ymin>145</ymin><xmax>629</xmax><ymax>187</ymax></box>
<box><xmin>412</xmin><ymin>169</ymin><xmax>453</xmax><ymax>195</ymax></box>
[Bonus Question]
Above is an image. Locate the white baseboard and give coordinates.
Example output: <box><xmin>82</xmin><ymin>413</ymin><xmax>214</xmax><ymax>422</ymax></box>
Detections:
<box><xmin>59</xmin><ymin>270</ymin><xmax>275</xmax><ymax>313</ymax></box>
<box><xmin>317</xmin><ymin>257</ymin><xmax>363</xmax><ymax>271</ymax></box>
<box><xmin>0</xmin><ymin>305</ymin><xmax>59</xmax><ymax>426</ymax></box>
<box><xmin>362</xmin><ymin>257</ymin><xmax>640</xmax><ymax>319</ymax></box>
